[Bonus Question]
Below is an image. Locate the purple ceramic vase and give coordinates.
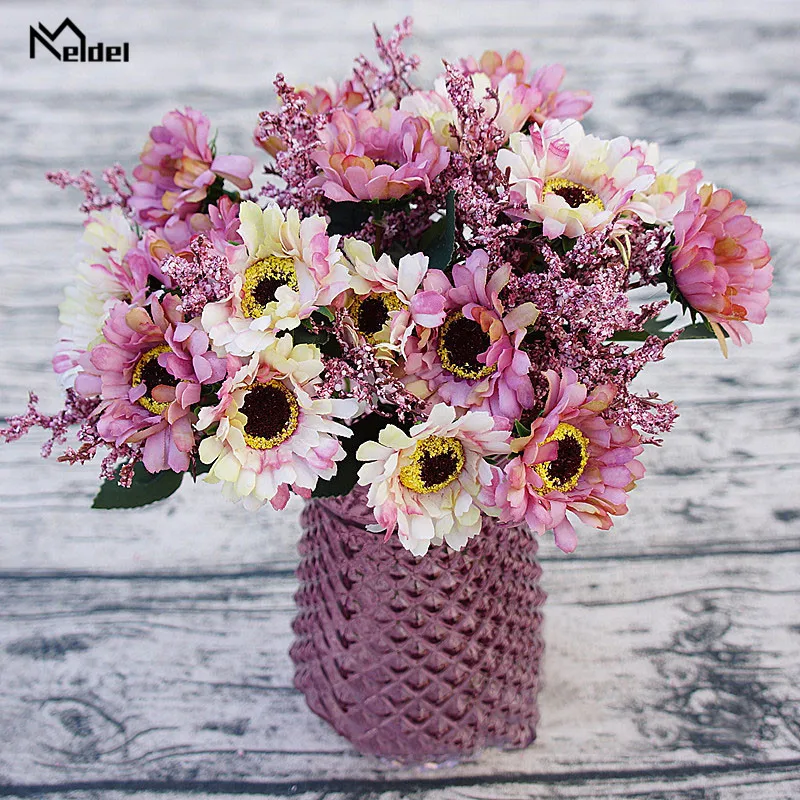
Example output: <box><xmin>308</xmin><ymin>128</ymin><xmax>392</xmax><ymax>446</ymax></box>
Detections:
<box><xmin>291</xmin><ymin>486</ymin><xmax>547</xmax><ymax>762</ymax></box>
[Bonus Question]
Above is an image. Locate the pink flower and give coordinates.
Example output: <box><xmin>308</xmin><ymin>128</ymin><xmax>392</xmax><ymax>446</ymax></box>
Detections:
<box><xmin>74</xmin><ymin>294</ymin><xmax>226</xmax><ymax>473</ymax></box>
<box><xmin>671</xmin><ymin>184</ymin><xmax>772</xmax><ymax>347</ymax></box>
<box><xmin>258</xmin><ymin>78</ymin><xmax>370</xmax><ymax>157</ymax></box>
<box><xmin>494</xmin><ymin>369</ymin><xmax>645</xmax><ymax>553</ymax></box>
<box><xmin>527</xmin><ymin>64</ymin><xmax>593</xmax><ymax>124</ymax></box>
<box><xmin>130</xmin><ymin>108</ymin><xmax>253</xmax><ymax>228</ymax></box>
<box><xmin>196</xmin><ymin>337</ymin><xmax>358</xmax><ymax>511</ymax></box>
<box><xmin>498</xmin><ymin>119</ymin><xmax>656</xmax><ymax>238</ymax></box>
<box><xmin>459</xmin><ymin>50</ymin><xmax>531</xmax><ymax>84</ymax></box>
<box><xmin>308</xmin><ymin>107</ymin><xmax>450</xmax><ymax>202</ymax></box>
<box><xmin>356</xmin><ymin>404</ymin><xmax>511</xmax><ymax>555</ymax></box>
<box><xmin>403</xmin><ymin>250</ymin><xmax>539</xmax><ymax>421</ymax></box>
<box><xmin>342</xmin><ymin>238</ymin><xmax>446</xmax><ymax>351</ymax></box>
<box><xmin>459</xmin><ymin>51</ymin><xmax>593</xmax><ymax>124</ymax></box>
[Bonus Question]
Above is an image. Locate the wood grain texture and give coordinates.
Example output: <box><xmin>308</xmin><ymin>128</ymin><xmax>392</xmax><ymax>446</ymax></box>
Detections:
<box><xmin>1</xmin><ymin>0</ymin><xmax>799</xmax><ymax>797</ymax></box>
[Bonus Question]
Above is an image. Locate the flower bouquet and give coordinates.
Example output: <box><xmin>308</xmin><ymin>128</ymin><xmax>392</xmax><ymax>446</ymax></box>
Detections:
<box><xmin>2</xmin><ymin>19</ymin><xmax>772</xmax><ymax>762</ymax></box>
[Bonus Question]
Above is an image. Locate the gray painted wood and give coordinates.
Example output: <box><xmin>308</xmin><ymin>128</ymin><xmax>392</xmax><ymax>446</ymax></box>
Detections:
<box><xmin>1</xmin><ymin>0</ymin><xmax>799</xmax><ymax>797</ymax></box>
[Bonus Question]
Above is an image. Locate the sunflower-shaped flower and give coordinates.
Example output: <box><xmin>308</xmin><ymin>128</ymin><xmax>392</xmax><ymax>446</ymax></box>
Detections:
<box><xmin>632</xmin><ymin>141</ymin><xmax>703</xmax><ymax>225</ymax></box>
<box><xmin>356</xmin><ymin>403</ymin><xmax>511</xmax><ymax>556</ymax></box>
<box><xmin>197</xmin><ymin>337</ymin><xmax>358</xmax><ymax>511</ymax></box>
<box><xmin>342</xmin><ymin>238</ymin><xmax>446</xmax><ymax>351</ymax></box>
<box><xmin>201</xmin><ymin>202</ymin><xmax>351</xmax><ymax>356</ymax></box>
<box><xmin>497</xmin><ymin>119</ymin><xmax>656</xmax><ymax>239</ymax></box>
<box><xmin>308</xmin><ymin>107</ymin><xmax>450</xmax><ymax>202</ymax></box>
<box><xmin>403</xmin><ymin>250</ymin><xmax>539</xmax><ymax>421</ymax></box>
<box><xmin>494</xmin><ymin>369</ymin><xmax>644</xmax><ymax>553</ymax></box>
<box><xmin>54</xmin><ymin>207</ymin><xmax>144</xmax><ymax>388</ymax></box>
<box><xmin>74</xmin><ymin>293</ymin><xmax>226</xmax><ymax>473</ymax></box>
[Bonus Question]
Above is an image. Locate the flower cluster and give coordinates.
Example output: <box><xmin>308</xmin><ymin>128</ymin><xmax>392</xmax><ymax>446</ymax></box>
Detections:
<box><xmin>3</xmin><ymin>19</ymin><xmax>772</xmax><ymax>555</ymax></box>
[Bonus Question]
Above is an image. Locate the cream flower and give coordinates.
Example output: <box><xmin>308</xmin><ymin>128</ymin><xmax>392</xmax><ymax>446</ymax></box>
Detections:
<box><xmin>633</xmin><ymin>141</ymin><xmax>703</xmax><ymax>224</ymax></box>
<box><xmin>197</xmin><ymin>336</ymin><xmax>358</xmax><ymax>510</ymax></box>
<box><xmin>201</xmin><ymin>202</ymin><xmax>350</xmax><ymax>357</ymax></box>
<box><xmin>53</xmin><ymin>207</ymin><xmax>144</xmax><ymax>388</ymax></box>
<box><xmin>342</xmin><ymin>238</ymin><xmax>446</xmax><ymax>351</ymax></box>
<box><xmin>356</xmin><ymin>404</ymin><xmax>511</xmax><ymax>556</ymax></box>
<box><xmin>497</xmin><ymin>119</ymin><xmax>656</xmax><ymax>238</ymax></box>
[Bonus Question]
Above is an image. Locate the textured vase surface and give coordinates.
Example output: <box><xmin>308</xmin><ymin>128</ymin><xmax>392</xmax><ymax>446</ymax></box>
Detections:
<box><xmin>291</xmin><ymin>486</ymin><xmax>547</xmax><ymax>762</ymax></box>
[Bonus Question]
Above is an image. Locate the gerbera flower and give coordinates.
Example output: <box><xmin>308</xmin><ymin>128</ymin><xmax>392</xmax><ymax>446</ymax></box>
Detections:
<box><xmin>74</xmin><ymin>293</ymin><xmax>226</xmax><ymax>473</ymax></box>
<box><xmin>398</xmin><ymin>81</ymin><xmax>459</xmax><ymax>150</ymax></box>
<box><xmin>400</xmin><ymin>66</ymin><xmax>590</xmax><ymax>153</ymax></box>
<box><xmin>497</xmin><ymin>119</ymin><xmax>656</xmax><ymax>238</ymax></box>
<box><xmin>633</xmin><ymin>141</ymin><xmax>703</xmax><ymax>224</ymax></box>
<box><xmin>494</xmin><ymin>369</ymin><xmax>645</xmax><ymax>553</ymax></box>
<box><xmin>471</xmin><ymin>72</ymin><xmax>543</xmax><ymax>138</ymax></box>
<box><xmin>197</xmin><ymin>337</ymin><xmax>358</xmax><ymax>510</ymax></box>
<box><xmin>403</xmin><ymin>250</ymin><xmax>539</xmax><ymax>420</ymax></box>
<box><xmin>308</xmin><ymin>107</ymin><xmax>450</xmax><ymax>202</ymax></box>
<box><xmin>53</xmin><ymin>207</ymin><xmax>147</xmax><ymax>389</ymax></box>
<box><xmin>130</xmin><ymin>107</ymin><xmax>253</xmax><ymax>229</ymax></box>
<box><xmin>201</xmin><ymin>201</ymin><xmax>351</xmax><ymax>356</ymax></box>
<box><xmin>671</xmin><ymin>184</ymin><xmax>772</xmax><ymax>349</ymax></box>
<box><xmin>356</xmin><ymin>403</ymin><xmax>511</xmax><ymax>556</ymax></box>
<box><xmin>342</xmin><ymin>238</ymin><xmax>446</xmax><ymax>351</ymax></box>
<box><xmin>458</xmin><ymin>52</ymin><xmax>593</xmax><ymax>124</ymax></box>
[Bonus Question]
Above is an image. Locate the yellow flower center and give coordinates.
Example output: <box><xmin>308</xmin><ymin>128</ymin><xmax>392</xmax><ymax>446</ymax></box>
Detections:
<box><xmin>240</xmin><ymin>380</ymin><xmax>300</xmax><ymax>450</ymax></box>
<box><xmin>437</xmin><ymin>312</ymin><xmax>496</xmax><ymax>380</ymax></box>
<box><xmin>350</xmin><ymin>292</ymin><xmax>404</xmax><ymax>343</ymax></box>
<box><xmin>398</xmin><ymin>435</ymin><xmax>466</xmax><ymax>494</ymax></box>
<box><xmin>542</xmin><ymin>178</ymin><xmax>605</xmax><ymax>211</ymax></box>
<box><xmin>131</xmin><ymin>345</ymin><xmax>177</xmax><ymax>415</ymax></box>
<box><xmin>241</xmin><ymin>256</ymin><xmax>299</xmax><ymax>319</ymax></box>
<box><xmin>534</xmin><ymin>422</ymin><xmax>590</xmax><ymax>494</ymax></box>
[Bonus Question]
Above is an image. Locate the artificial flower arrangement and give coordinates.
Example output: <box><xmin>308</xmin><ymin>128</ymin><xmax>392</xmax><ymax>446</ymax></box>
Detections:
<box><xmin>2</xmin><ymin>18</ymin><xmax>773</xmax><ymax>559</ymax></box>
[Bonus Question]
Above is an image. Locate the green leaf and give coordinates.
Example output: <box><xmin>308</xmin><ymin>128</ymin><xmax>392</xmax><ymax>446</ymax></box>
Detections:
<box><xmin>327</xmin><ymin>201</ymin><xmax>373</xmax><ymax>235</ymax></box>
<box><xmin>92</xmin><ymin>461</ymin><xmax>184</xmax><ymax>509</ymax></box>
<box><xmin>419</xmin><ymin>190</ymin><xmax>456</xmax><ymax>272</ymax></box>
<box><xmin>611</xmin><ymin>314</ymin><xmax>727</xmax><ymax>343</ymax></box>
<box><xmin>513</xmin><ymin>419</ymin><xmax>532</xmax><ymax>438</ymax></box>
<box><xmin>312</xmin><ymin>413</ymin><xmax>392</xmax><ymax>499</ymax></box>
<box><xmin>291</xmin><ymin>325</ymin><xmax>329</xmax><ymax>347</ymax></box>
<box><xmin>677</xmin><ymin>321</ymin><xmax>728</xmax><ymax>340</ymax></box>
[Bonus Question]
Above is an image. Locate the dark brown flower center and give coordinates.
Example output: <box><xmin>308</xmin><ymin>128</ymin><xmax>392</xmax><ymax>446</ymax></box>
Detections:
<box><xmin>252</xmin><ymin>276</ymin><xmax>285</xmax><ymax>306</ymax></box>
<box><xmin>357</xmin><ymin>296</ymin><xmax>390</xmax><ymax>335</ymax></box>
<box><xmin>542</xmin><ymin>178</ymin><xmax>604</xmax><ymax>210</ymax></box>
<box><xmin>534</xmin><ymin>423</ymin><xmax>590</xmax><ymax>494</ymax></box>
<box><xmin>437</xmin><ymin>313</ymin><xmax>496</xmax><ymax>380</ymax></box>
<box><xmin>240</xmin><ymin>380</ymin><xmax>299</xmax><ymax>450</ymax></box>
<box><xmin>546</xmin><ymin>435</ymin><xmax>584</xmax><ymax>484</ymax></box>
<box><xmin>131</xmin><ymin>345</ymin><xmax>177</xmax><ymax>414</ymax></box>
<box><xmin>241</xmin><ymin>257</ymin><xmax>299</xmax><ymax>319</ymax></box>
<box><xmin>139</xmin><ymin>358</ymin><xmax>178</xmax><ymax>393</ymax></box>
<box><xmin>350</xmin><ymin>292</ymin><xmax>404</xmax><ymax>343</ymax></box>
<box><xmin>419</xmin><ymin>452</ymin><xmax>459</xmax><ymax>488</ymax></box>
<box><xmin>399</xmin><ymin>436</ymin><xmax>466</xmax><ymax>494</ymax></box>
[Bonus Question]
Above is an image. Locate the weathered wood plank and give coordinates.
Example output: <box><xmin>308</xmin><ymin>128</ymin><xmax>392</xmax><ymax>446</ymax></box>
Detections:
<box><xmin>1</xmin><ymin>768</ymin><xmax>800</xmax><ymax>799</ymax></box>
<box><xmin>0</xmin><ymin>552</ymin><xmax>798</xmax><ymax>786</ymax></box>
<box><xmin>1</xmin><ymin>0</ymin><xmax>799</xmax><ymax>795</ymax></box>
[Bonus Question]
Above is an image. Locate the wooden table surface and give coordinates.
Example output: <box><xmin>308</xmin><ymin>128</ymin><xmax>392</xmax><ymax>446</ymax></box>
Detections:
<box><xmin>1</xmin><ymin>1</ymin><xmax>799</xmax><ymax>797</ymax></box>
